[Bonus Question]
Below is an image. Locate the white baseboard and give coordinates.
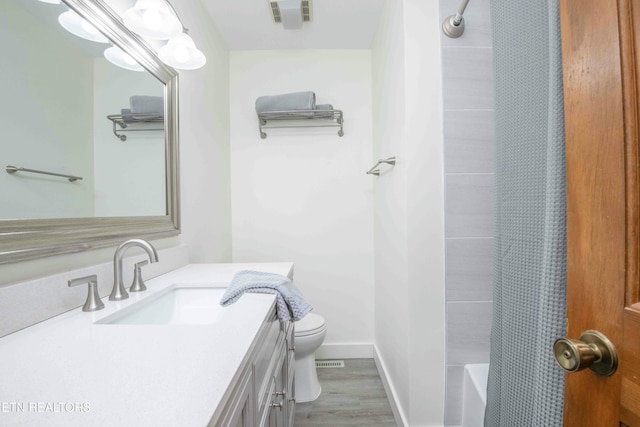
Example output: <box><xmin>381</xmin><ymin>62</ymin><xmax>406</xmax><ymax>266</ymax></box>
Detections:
<box><xmin>373</xmin><ymin>345</ymin><xmax>409</xmax><ymax>427</ymax></box>
<box><xmin>315</xmin><ymin>343</ymin><xmax>373</xmax><ymax>360</ymax></box>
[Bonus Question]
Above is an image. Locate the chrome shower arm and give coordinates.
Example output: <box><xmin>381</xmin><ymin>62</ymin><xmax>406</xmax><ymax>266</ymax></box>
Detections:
<box><xmin>442</xmin><ymin>0</ymin><xmax>470</xmax><ymax>38</ymax></box>
<box><xmin>453</xmin><ymin>0</ymin><xmax>470</xmax><ymax>25</ymax></box>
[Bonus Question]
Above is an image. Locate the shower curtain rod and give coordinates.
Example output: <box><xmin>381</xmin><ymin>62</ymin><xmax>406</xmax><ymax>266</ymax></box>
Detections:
<box><xmin>442</xmin><ymin>0</ymin><xmax>470</xmax><ymax>38</ymax></box>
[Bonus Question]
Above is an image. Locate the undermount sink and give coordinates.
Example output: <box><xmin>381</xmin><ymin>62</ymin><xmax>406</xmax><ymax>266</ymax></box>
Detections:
<box><xmin>97</xmin><ymin>285</ymin><xmax>228</xmax><ymax>325</ymax></box>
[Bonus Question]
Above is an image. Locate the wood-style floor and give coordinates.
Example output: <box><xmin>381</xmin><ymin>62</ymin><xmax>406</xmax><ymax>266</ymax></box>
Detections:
<box><xmin>294</xmin><ymin>358</ymin><xmax>397</xmax><ymax>427</ymax></box>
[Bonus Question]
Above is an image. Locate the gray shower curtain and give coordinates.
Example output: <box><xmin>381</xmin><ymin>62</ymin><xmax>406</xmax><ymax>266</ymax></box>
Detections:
<box><xmin>484</xmin><ymin>0</ymin><xmax>566</xmax><ymax>426</ymax></box>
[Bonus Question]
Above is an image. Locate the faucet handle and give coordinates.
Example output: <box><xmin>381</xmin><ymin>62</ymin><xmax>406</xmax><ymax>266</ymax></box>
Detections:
<box><xmin>68</xmin><ymin>274</ymin><xmax>105</xmax><ymax>312</ymax></box>
<box><xmin>129</xmin><ymin>260</ymin><xmax>149</xmax><ymax>292</ymax></box>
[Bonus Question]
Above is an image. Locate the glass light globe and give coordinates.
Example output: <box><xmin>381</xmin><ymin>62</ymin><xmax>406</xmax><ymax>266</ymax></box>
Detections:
<box><xmin>158</xmin><ymin>33</ymin><xmax>206</xmax><ymax>70</ymax></box>
<box><xmin>142</xmin><ymin>8</ymin><xmax>163</xmax><ymax>31</ymax></box>
<box><xmin>123</xmin><ymin>0</ymin><xmax>183</xmax><ymax>40</ymax></box>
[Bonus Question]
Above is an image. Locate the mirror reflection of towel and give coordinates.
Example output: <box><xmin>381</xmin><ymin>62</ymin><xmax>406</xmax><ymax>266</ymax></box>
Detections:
<box><xmin>129</xmin><ymin>95</ymin><xmax>164</xmax><ymax>114</ymax></box>
<box><xmin>314</xmin><ymin>104</ymin><xmax>334</xmax><ymax>119</ymax></box>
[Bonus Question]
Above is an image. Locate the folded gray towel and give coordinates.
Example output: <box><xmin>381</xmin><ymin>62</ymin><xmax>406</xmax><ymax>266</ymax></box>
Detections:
<box><xmin>255</xmin><ymin>91</ymin><xmax>316</xmax><ymax>114</ymax></box>
<box><xmin>130</xmin><ymin>95</ymin><xmax>164</xmax><ymax>114</ymax></box>
<box><xmin>220</xmin><ymin>270</ymin><xmax>312</xmax><ymax>321</ymax></box>
<box><xmin>120</xmin><ymin>108</ymin><xmax>134</xmax><ymax>123</ymax></box>
<box><xmin>314</xmin><ymin>104</ymin><xmax>334</xmax><ymax>119</ymax></box>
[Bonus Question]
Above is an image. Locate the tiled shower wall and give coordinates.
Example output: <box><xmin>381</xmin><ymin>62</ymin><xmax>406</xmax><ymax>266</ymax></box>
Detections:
<box><xmin>439</xmin><ymin>0</ymin><xmax>495</xmax><ymax>425</ymax></box>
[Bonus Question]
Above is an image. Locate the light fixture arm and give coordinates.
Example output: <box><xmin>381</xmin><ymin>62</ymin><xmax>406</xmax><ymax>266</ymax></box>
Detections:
<box><xmin>161</xmin><ymin>0</ymin><xmax>188</xmax><ymax>33</ymax></box>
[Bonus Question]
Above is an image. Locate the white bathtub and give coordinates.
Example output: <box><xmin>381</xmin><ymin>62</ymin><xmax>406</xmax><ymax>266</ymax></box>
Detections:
<box><xmin>462</xmin><ymin>363</ymin><xmax>489</xmax><ymax>427</ymax></box>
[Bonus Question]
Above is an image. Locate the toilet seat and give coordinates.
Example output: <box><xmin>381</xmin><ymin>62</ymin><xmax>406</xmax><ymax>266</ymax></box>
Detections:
<box><xmin>295</xmin><ymin>313</ymin><xmax>326</xmax><ymax>337</ymax></box>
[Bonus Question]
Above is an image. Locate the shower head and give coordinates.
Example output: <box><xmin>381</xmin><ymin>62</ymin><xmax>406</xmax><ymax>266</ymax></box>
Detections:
<box><xmin>442</xmin><ymin>14</ymin><xmax>465</xmax><ymax>38</ymax></box>
<box><xmin>442</xmin><ymin>0</ymin><xmax>469</xmax><ymax>38</ymax></box>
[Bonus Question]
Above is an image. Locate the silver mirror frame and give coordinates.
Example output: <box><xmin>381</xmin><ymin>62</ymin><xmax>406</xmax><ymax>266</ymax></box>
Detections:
<box><xmin>0</xmin><ymin>0</ymin><xmax>180</xmax><ymax>265</ymax></box>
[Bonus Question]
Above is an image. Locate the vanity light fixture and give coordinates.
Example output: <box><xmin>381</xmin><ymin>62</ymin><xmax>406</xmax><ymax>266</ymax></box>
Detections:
<box><xmin>123</xmin><ymin>0</ymin><xmax>183</xmax><ymax>40</ymax></box>
<box><xmin>158</xmin><ymin>33</ymin><xmax>206</xmax><ymax>70</ymax></box>
<box><xmin>122</xmin><ymin>0</ymin><xmax>207</xmax><ymax>70</ymax></box>
<box><xmin>104</xmin><ymin>46</ymin><xmax>145</xmax><ymax>72</ymax></box>
<box><xmin>58</xmin><ymin>9</ymin><xmax>109</xmax><ymax>43</ymax></box>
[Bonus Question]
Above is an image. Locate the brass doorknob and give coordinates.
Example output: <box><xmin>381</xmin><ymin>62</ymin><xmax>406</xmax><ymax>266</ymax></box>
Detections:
<box><xmin>553</xmin><ymin>330</ymin><xmax>618</xmax><ymax>376</ymax></box>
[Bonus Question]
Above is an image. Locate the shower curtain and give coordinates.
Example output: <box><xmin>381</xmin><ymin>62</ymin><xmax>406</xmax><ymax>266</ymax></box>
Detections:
<box><xmin>484</xmin><ymin>0</ymin><xmax>566</xmax><ymax>426</ymax></box>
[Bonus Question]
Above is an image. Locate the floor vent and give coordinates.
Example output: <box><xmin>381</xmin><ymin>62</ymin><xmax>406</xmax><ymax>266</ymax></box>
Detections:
<box><xmin>315</xmin><ymin>360</ymin><xmax>345</xmax><ymax>368</ymax></box>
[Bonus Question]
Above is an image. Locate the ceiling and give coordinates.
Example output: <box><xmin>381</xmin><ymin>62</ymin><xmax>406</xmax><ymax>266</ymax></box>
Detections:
<box><xmin>200</xmin><ymin>0</ymin><xmax>386</xmax><ymax>50</ymax></box>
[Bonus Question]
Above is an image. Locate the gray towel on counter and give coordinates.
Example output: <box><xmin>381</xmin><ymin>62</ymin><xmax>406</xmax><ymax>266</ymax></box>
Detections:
<box><xmin>130</xmin><ymin>95</ymin><xmax>164</xmax><ymax>114</ymax></box>
<box><xmin>255</xmin><ymin>91</ymin><xmax>316</xmax><ymax>114</ymax></box>
<box><xmin>220</xmin><ymin>270</ymin><xmax>312</xmax><ymax>321</ymax></box>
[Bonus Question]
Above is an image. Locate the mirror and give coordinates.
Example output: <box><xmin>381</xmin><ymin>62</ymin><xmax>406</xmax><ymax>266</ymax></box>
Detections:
<box><xmin>0</xmin><ymin>0</ymin><xmax>180</xmax><ymax>264</ymax></box>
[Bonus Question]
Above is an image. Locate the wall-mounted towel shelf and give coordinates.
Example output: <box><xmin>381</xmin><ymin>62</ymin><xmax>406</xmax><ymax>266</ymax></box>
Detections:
<box><xmin>6</xmin><ymin>165</ymin><xmax>83</xmax><ymax>182</ymax></box>
<box><xmin>257</xmin><ymin>109</ymin><xmax>344</xmax><ymax>139</ymax></box>
<box><xmin>106</xmin><ymin>114</ymin><xmax>164</xmax><ymax>141</ymax></box>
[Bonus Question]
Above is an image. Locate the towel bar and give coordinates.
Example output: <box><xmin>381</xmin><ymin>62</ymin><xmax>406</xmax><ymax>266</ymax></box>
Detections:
<box><xmin>366</xmin><ymin>157</ymin><xmax>396</xmax><ymax>176</ymax></box>
<box><xmin>6</xmin><ymin>165</ymin><xmax>83</xmax><ymax>182</ymax></box>
<box><xmin>257</xmin><ymin>109</ymin><xmax>344</xmax><ymax>139</ymax></box>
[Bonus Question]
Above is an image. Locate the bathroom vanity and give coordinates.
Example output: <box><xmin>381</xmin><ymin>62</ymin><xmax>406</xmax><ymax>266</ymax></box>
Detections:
<box><xmin>214</xmin><ymin>309</ymin><xmax>295</xmax><ymax>427</ymax></box>
<box><xmin>0</xmin><ymin>263</ymin><xmax>295</xmax><ymax>427</ymax></box>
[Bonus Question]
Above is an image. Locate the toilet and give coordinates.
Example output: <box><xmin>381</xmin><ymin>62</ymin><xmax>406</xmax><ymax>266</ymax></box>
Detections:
<box><xmin>294</xmin><ymin>312</ymin><xmax>327</xmax><ymax>403</ymax></box>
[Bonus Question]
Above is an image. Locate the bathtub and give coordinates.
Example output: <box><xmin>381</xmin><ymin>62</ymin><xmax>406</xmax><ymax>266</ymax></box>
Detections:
<box><xmin>462</xmin><ymin>363</ymin><xmax>489</xmax><ymax>427</ymax></box>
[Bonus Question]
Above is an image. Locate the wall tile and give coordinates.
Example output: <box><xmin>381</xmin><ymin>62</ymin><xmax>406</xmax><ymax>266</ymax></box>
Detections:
<box><xmin>446</xmin><ymin>238</ymin><xmax>494</xmax><ymax>301</ymax></box>
<box><xmin>442</xmin><ymin>48</ymin><xmax>494</xmax><ymax>110</ymax></box>
<box><xmin>445</xmin><ymin>174</ymin><xmax>494</xmax><ymax>238</ymax></box>
<box><xmin>445</xmin><ymin>365</ymin><xmax>464</xmax><ymax>426</ymax></box>
<box><xmin>440</xmin><ymin>0</ymin><xmax>493</xmax><ymax>48</ymax></box>
<box><xmin>447</xmin><ymin>301</ymin><xmax>493</xmax><ymax>364</ymax></box>
<box><xmin>444</xmin><ymin>110</ymin><xmax>495</xmax><ymax>174</ymax></box>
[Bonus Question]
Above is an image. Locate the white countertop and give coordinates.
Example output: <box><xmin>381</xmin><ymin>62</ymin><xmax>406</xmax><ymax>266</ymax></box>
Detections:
<box><xmin>0</xmin><ymin>262</ymin><xmax>293</xmax><ymax>427</ymax></box>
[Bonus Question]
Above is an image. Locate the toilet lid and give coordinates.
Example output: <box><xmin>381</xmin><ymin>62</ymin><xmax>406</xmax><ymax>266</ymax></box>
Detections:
<box><xmin>295</xmin><ymin>313</ymin><xmax>326</xmax><ymax>336</ymax></box>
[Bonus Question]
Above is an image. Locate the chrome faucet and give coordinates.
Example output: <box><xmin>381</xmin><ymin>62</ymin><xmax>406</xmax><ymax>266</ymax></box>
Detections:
<box><xmin>109</xmin><ymin>239</ymin><xmax>159</xmax><ymax>301</ymax></box>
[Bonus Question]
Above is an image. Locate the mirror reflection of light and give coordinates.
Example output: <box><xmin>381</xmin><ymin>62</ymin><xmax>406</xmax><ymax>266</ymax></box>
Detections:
<box><xmin>123</xmin><ymin>53</ymin><xmax>137</xmax><ymax>66</ymax></box>
<box><xmin>58</xmin><ymin>10</ymin><xmax>109</xmax><ymax>44</ymax></box>
<box><xmin>80</xmin><ymin>18</ymin><xmax>99</xmax><ymax>35</ymax></box>
<box><xmin>104</xmin><ymin>46</ymin><xmax>145</xmax><ymax>72</ymax></box>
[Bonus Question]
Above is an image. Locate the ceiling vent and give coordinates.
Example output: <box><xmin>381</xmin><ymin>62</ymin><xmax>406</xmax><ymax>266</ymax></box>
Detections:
<box><xmin>270</xmin><ymin>0</ymin><xmax>312</xmax><ymax>30</ymax></box>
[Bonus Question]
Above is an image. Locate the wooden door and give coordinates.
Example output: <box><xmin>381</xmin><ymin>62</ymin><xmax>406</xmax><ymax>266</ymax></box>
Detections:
<box><xmin>560</xmin><ymin>0</ymin><xmax>640</xmax><ymax>425</ymax></box>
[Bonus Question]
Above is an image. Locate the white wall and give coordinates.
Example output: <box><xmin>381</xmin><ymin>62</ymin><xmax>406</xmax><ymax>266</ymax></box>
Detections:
<box><xmin>229</xmin><ymin>50</ymin><xmax>375</xmax><ymax>354</ymax></box>
<box><xmin>372</xmin><ymin>0</ymin><xmax>411</xmax><ymax>421</ymax></box>
<box><xmin>0</xmin><ymin>0</ymin><xmax>94</xmax><ymax>219</ymax></box>
<box><xmin>372</xmin><ymin>0</ymin><xmax>446</xmax><ymax>425</ymax></box>
<box><xmin>172</xmin><ymin>0</ymin><xmax>232</xmax><ymax>264</ymax></box>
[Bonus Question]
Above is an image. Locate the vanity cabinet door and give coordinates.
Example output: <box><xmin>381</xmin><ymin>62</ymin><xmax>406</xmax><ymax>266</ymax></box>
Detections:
<box><xmin>212</xmin><ymin>313</ymin><xmax>295</xmax><ymax>427</ymax></box>
<box><xmin>268</xmin><ymin>349</ymin><xmax>287</xmax><ymax>427</ymax></box>
<box><xmin>215</xmin><ymin>367</ymin><xmax>254</xmax><ymax>427</ymax></box>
